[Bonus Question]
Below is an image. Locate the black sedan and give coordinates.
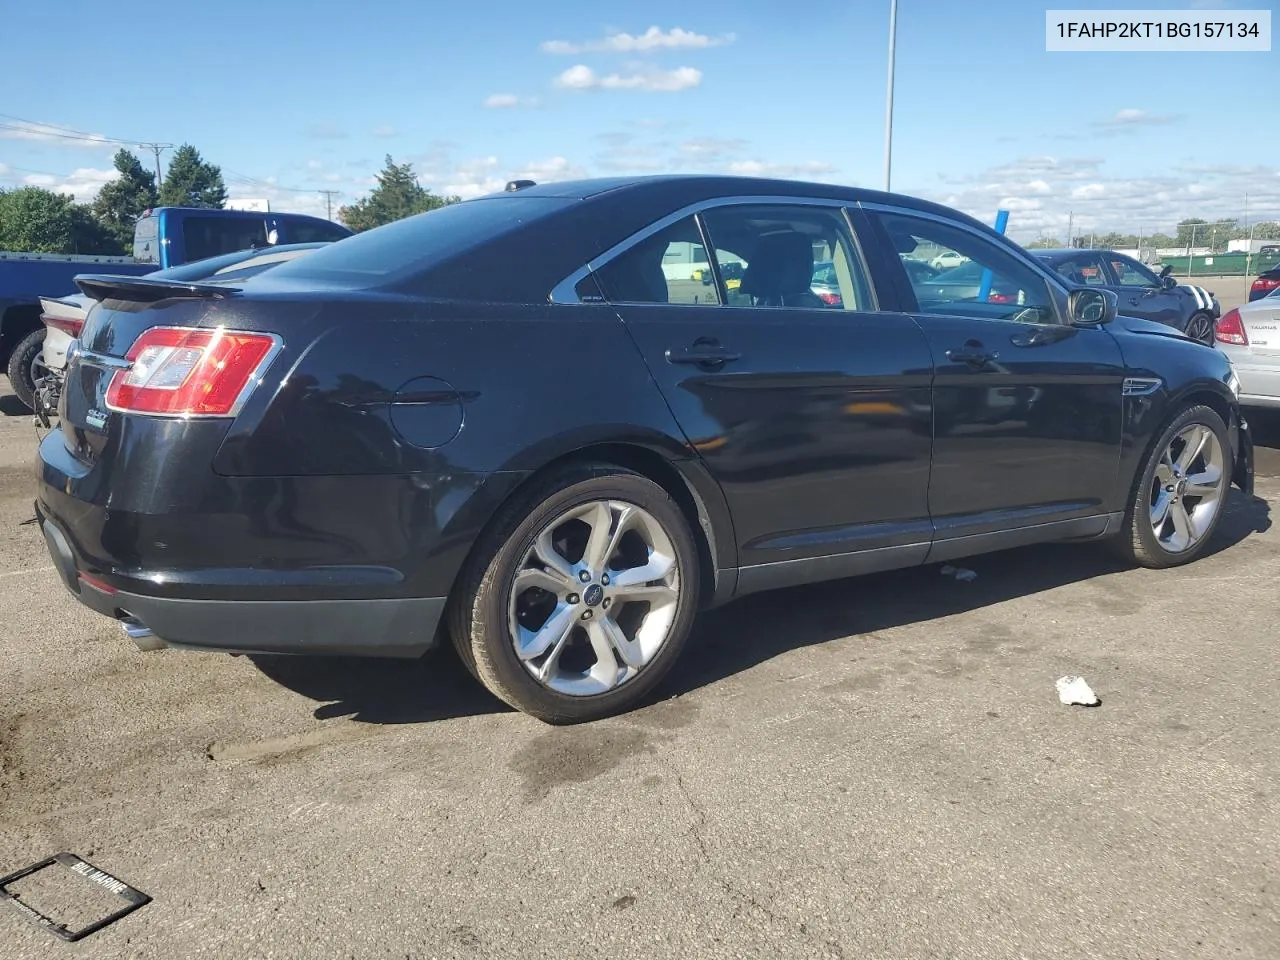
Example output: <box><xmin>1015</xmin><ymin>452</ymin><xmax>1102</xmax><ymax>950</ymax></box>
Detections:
<box><xmin>1032</xmin><ymin>248</ymin><xmax>1220</xmax><ymax>345</ymax></box>
<box><xmin>36</xmin><ymin>176</ymin><xmax>1253</xmax><ymax>723</ymax></box>
<box><xmin>1249</xmin><ymin>263</ymin><xmax>1280</xmax><ymax>301</ymax></box>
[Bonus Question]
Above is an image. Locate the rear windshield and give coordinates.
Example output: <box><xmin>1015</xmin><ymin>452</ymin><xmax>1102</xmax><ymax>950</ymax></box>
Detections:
<box><xmin>133</xmin><ymin>216</ymin><xmax>160</xmax><ymax>263</ymax></box>
<box><xmin>265</xmin><ymin>196</ymin><xmax>574</xmax><ymax>284</ymax></box>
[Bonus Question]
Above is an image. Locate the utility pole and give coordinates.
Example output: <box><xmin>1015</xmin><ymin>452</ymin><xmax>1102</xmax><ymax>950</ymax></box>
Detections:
<box><xmin>142</xmin><ymin>143</ymin><xmax>172</xmax><ymax>191</ymax></box>
<box><xmin>318</xmin><ymin>190</ymin><xmax>339</xmax><ymax>220</ymax></box>
<box><xmin>1067</xmin><ymin>210</ymin><xmax>1074</xmax><ymax>247</ymax></box>
<box><xmin>883</xmin><ymin>0</ymin><xmax>899</xmax><ymax>192</ymax></box>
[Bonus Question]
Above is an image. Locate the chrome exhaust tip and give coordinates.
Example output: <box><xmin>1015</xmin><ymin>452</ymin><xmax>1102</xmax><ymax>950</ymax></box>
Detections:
<box><xmin>120</xmin><ymin>616</ymin><xmax>167</xmax><ymax>652</ymax></box>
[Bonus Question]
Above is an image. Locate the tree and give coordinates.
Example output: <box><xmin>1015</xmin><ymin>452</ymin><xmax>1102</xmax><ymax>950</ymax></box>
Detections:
<box><xmin>0</xmin><ymin>186</ymin><xmax>115</xmax><ymax>254</ymax></box>
<box><xmin>92</xmin><ymin>149</ymin><xmax>158</xmax><ymax>253</ymax></box>
<box><xmin>338</xmin><ymin>155</ymin><xmax>459</xmax><ymax>232</ymax></box>
<box><xmin>158</xmin><ymin>144</ymin><xmax>227</xmax><ymax>209</ymax></box>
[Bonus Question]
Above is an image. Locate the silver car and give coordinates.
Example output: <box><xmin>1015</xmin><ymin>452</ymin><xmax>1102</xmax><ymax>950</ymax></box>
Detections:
<box><xmin>1214</xmin><ymin>289</ymin><xmax>1280</xmax><ymax>407</ymax></box>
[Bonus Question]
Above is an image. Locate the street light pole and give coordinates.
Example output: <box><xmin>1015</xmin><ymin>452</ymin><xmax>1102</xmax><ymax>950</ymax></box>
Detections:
<box><xmin>883</xmin><ymin>0</ymin><xmax>899</xmax><ymax>192</ymax></box>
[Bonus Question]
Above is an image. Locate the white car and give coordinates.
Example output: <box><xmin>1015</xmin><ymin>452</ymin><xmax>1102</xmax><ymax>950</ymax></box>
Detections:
<box><xmin>1214</xmin><ymin>290</ymin><xmax>1280</xmax><ymax>407</ymax></box>
<box><xmin>930</xmin><ymin>250</ymin><xmax>967</xmax><ymax>270</ymax></box>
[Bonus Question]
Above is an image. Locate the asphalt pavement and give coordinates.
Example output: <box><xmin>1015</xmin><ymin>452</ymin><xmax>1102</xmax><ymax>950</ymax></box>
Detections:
<box><xmin>1</xmin><ymin>386</ymin><xmax>1278</xmax><ymax>959</ymax></box>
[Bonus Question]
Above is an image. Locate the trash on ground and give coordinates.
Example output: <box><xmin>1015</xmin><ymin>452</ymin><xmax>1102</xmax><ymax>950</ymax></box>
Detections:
<box><xmin>1056</xmin><ymin>675</ymin><xmax>1100</xmax><ymax>707</ymax></box>
<box><xmin>940</xmin><ymin>565</ymin><xmax>978</xmax><ymax>582</ymax></box>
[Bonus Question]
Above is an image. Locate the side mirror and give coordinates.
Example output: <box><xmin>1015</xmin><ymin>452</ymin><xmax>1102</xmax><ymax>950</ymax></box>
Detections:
<box><xmin>1069</xmin><ymin>287</ymin><xmax>1117</xmax><ymax>326</ymax></box>
<box><xmin>1160</xmin><ymin>274</ymin><xmax>1178</xmax><ymax>290</ymax></box>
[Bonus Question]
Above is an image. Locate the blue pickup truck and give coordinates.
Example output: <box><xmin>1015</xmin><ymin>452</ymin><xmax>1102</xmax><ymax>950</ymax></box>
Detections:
<box><xmin>0</xmin><ymin>206</ymin><xmax>351</xmax><ymax>409</ymax></box>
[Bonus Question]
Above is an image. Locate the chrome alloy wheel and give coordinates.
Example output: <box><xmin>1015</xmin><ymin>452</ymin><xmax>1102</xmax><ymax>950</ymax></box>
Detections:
<box><xmin>1185</xmin><ymin>314</ymin><xmax>1214</xmax><ymax>346</ymax></box>
<box><xmin>1150</xmin><ymin>423</ymin><xmax>1226</xmax><ymax>554</ymax></box>
<box><xmin>507</xmin><ymin>499</ymin><xmax>680</xmax><ymax>696</ymax></box>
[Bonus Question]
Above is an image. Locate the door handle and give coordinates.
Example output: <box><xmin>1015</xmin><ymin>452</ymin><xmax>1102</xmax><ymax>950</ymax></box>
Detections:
<box><xmin>945</xmin><ymin>343</ymin><xmax>998</xmax><ymax>367</ymax></box>
<box><xmin>665</xmin><ymin>342</ymin><xmax>741</xmax><ymax>367</ymax></box>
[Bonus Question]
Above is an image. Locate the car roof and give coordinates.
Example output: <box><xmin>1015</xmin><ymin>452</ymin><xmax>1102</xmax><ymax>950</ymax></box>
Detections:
<box><xmin>477</xmin><ymin>174</ymin><xmax>999</xmax><ymax>234</ymax></box>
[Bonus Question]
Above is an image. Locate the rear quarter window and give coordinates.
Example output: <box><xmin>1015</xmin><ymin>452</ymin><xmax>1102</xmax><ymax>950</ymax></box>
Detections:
<box><xmin>266</xmin><ymin>196</ymin><xmax>575</xmax><ymax>285</ymax></box>
<box><xmin>183</xmin><ymin>216</ymin><xmax>268</xmax><ymax>262</ymax></box>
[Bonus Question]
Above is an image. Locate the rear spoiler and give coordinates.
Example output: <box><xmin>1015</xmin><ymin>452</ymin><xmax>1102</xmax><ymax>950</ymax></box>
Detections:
<box><xmin>73</xmin><ymin>274</ymin><xmax>242</xmax><ymax>304</ymax></box>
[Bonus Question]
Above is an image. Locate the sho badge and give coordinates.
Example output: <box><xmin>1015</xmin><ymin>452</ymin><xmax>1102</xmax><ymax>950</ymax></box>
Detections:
<box><xmin>86</xmin><ymin>408</ymin><xmax>108</xmax><ymax>429</ymax></box>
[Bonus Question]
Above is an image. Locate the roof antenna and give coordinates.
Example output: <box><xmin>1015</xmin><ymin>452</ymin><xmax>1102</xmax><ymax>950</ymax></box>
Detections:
<box><xmin>505</xmin><ymin>179</ymin><xmax>536</xmax><ymax>192</ymax></box>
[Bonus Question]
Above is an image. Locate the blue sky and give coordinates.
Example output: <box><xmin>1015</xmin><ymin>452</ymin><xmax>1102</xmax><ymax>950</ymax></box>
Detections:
<box><xmin>1</xmin><ymin>0</ymin><xmax>1275</xmax><ymax>241</ymax></box>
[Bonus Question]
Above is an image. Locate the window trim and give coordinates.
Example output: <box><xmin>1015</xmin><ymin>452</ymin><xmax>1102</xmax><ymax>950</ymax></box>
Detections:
<box><xmin>548</xmin><ymin>194</ymin><xmax>879</xmax><ymax>313</ymax></box>
<box><xmin>858</xmin><ymin>201</ymin><xmax>1072</xmax><ymax>326</ymax></box>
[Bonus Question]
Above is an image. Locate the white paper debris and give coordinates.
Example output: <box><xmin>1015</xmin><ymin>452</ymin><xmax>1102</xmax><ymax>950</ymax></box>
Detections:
<box><xmin>940</xmin><ymin>565</ymin><xmax>978</xmax><ymax>582</ymax></box>
<box><xmin>1056</xmin><ymin>675</ymin><xmax>1099</xmax><ymax>706</ymax></box>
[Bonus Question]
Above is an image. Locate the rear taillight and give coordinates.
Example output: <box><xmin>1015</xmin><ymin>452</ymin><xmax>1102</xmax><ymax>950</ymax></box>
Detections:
<box><xmin>1251</xmin><ymin>277</ymin><xmax>1280</xmax><ymax>297</ymax></box>
<box><xmin>40</xmin><ymin>313</ymin><xmax>83</xmax><ymax>337</ymax></box>
<box><xmin>1214</xmin><ymin>308</ymin><xmax>1248</xmax><ymax>346</ymax></box>
<box><xmin>105</xmin><ymin>325</ymin><xmax>280</xmax><ymax>417</ymax></box>
<box><xmin>816</xmin><ymin>291</ymin><xmax>842</xmax><ymax>306</ymax></box>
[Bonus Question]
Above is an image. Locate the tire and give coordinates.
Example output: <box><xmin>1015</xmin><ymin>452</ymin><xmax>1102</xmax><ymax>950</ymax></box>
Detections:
<box><xmin>1184</xmin><ymin>311</ymin><xmax>1215</xmax><ymax>346</ymax></box>
<box><xmin>447</xmin><ymin>463</ymin><xmax>701</xmax><ymax>724</ymax></box>
<box><xmin>1112</xmin><ymin>403</ymin><xmax>1232</xmax><ymax>568</ymax></box>
<box><xmin>6</xmin><ymin>327</ymin><xmax>46</xmax><ymax>413</ymax></box>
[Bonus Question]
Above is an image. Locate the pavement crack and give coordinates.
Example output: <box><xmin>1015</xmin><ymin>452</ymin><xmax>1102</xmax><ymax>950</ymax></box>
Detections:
<box><xmin>673</xmin><ymin>773</ymin><xmax>845</xmax><ymax>957</ymax></box>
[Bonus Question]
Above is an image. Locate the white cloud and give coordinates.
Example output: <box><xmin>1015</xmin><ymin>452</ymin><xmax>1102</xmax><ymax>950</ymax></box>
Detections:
<box><xmin>0</xmin><ymin>119</ymin><xmax>117</xmax><ymax>149</ymax></box>
<box><xmin>541</xmin><ymin>26</ymin><xmax>734</xmax><ymax>55</ymax></box>
<box><xmin>1095</xmin><ymin>108</ymin><xmax>1181</xmax><ymax>131</ymax></box>
<box><xmin>483</xmin><ymin>93</ymin><xmax>540</xmax><ymax>109</ymax></box>
<box><xmin>15</xmin><ymin>166</ymin><xmax>116</xmax><ymax>203</ymax></box>
<box><xmin>555</xmin><ymin>64</ymin><xmax>702</xmax><ymax>92</ymax></box>
<box><xmin>912</xmin><ymin>154</ymin><xmax>1280</xmax><ymax>241</ymax></box>
<box><xmin>726</xmin><ymin>160</ymin><xmax>838</xmax><ymax>179</ymax></box>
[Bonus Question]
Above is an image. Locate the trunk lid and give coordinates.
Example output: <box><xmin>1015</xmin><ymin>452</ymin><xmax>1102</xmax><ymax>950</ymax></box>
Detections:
<box><xmin>1238</xmin><ymin>298</ymin><xmax>1280</xmax><ymax>358</ymax></box>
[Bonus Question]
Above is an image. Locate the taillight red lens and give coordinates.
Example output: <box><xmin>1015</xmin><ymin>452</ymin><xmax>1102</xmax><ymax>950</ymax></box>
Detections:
<box><xmin>987</xmin><ymin>292</ymin><xmax>1014</xmax><ymax>303</ymax></box>
<box><xmin>105</xmin><ymin>326</ymin><xmax>279</xmax><ymax>416</ymax></box>
<box><xmin>40</xmin><ymin>313</ymin><xmax>84</xmax><ymax>337</ymax></box>
<box><xmin>1251</xmin><ymin>277</ymin><xmax>1280</xmax><ymax>296</ymax></box>
<box><xmin>816</xmin><ymin>291</ymin><xmax>842</xmax><ymax>306</ymax></box>
<box><xmin>1214</xmin><ymin>308</ymin><xmax>1248</xmax><ymax>346</ymax></box>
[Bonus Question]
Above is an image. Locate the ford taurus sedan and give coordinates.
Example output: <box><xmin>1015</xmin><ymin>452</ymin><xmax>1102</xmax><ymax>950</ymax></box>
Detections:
<box><xmin>35</xmin><ymin>175</ymin><xmax>1254</xmax><ymax>723</ymax></box>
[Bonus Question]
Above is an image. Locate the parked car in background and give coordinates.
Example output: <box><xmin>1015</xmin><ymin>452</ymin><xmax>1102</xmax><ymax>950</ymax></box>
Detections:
<box><xmin>35</xmin><ymin>174</ymin><xmax>1251</xmax><ymax>725</ymax></box>
<box><xmin>1032</xmin><ymin>248</ymin><xmax>1220</xmax><ymax>345</ymax></box>
<box><xmin>2</xmin><ymin>207</ymin><xmax>351</xmax><ymax>409</ymax></box>
<box><xmin>34</xmin><ymin>243</ymin><xmax>332</xmax><ymax>423</ymax></box>
<box><xmin>1248</xmin><ymin>263</ymin><xmax>1280</xmax><ymax>302</ymax></box>
<box><xmin>930</xmin><ymin>250</ymin><xmax>966</xmax><ymax>270</ymax></box>
<box><xmin>1214</xmin><ymin>292</ymin><xmax>1280</xmax><ymax>407</ymax></box>
<box><xmin>810</xmin><ymin>260</ymin><xmax>842</xmax><ymax>306</ymax></box>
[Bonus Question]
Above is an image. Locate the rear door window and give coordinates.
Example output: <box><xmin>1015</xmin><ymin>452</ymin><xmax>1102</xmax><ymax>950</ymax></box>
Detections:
<box><xmin>182</xmin><ymin>216</ymin><xmax>268</xmax><ymax>262</ymax></box>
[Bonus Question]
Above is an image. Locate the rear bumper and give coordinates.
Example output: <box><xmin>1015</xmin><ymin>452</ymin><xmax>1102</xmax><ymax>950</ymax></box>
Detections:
<box><xmin>39</xmin><ymin>505</ymin><xmax>446</xmax><ymax>658</ymax></box>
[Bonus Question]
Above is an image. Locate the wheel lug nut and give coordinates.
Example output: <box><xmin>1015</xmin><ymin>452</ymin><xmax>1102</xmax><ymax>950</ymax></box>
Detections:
<box><xmin>578</xmin><ymin>570</ymin><xmax>591</xmax><ymax>583</ymax></box>
<box><xmin>567</xmin><ymin>594</ymin><xmax>579</xmax><ymax>605</ymax></box>
<box><xmin>581</xmin><ymin>610</ymin><xmax>593</xmax><ymax>620</ymax></box>
<box><xmin>602</xmin><ymin>598</ymin><xmax>611</xmax><ymax>609</ymax></box>
<box><xmin>601</xmin><ymin>574</ymin><xmax>610</xmax><ymax>585</ymax></box>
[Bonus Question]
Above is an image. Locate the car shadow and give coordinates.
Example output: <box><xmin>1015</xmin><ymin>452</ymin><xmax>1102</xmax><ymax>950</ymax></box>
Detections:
<box><xmin>251</xmin><ymin>489</ymin><xmax>1270</xmax><ymax>724</ymax></box>
<box><xmin>663</xmin><ymin>488</ymin><xmax>1271</xmax><ymax>700</ymax></box>
<box><xmin>249</xmin><ymin>646</ymin><xmax>513</xmax><ymax>724</ymax></box>
<box><xmin>0</xmin><ymin>394</ymin><xmax>31</xmax><ymax>417</ymax></box>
